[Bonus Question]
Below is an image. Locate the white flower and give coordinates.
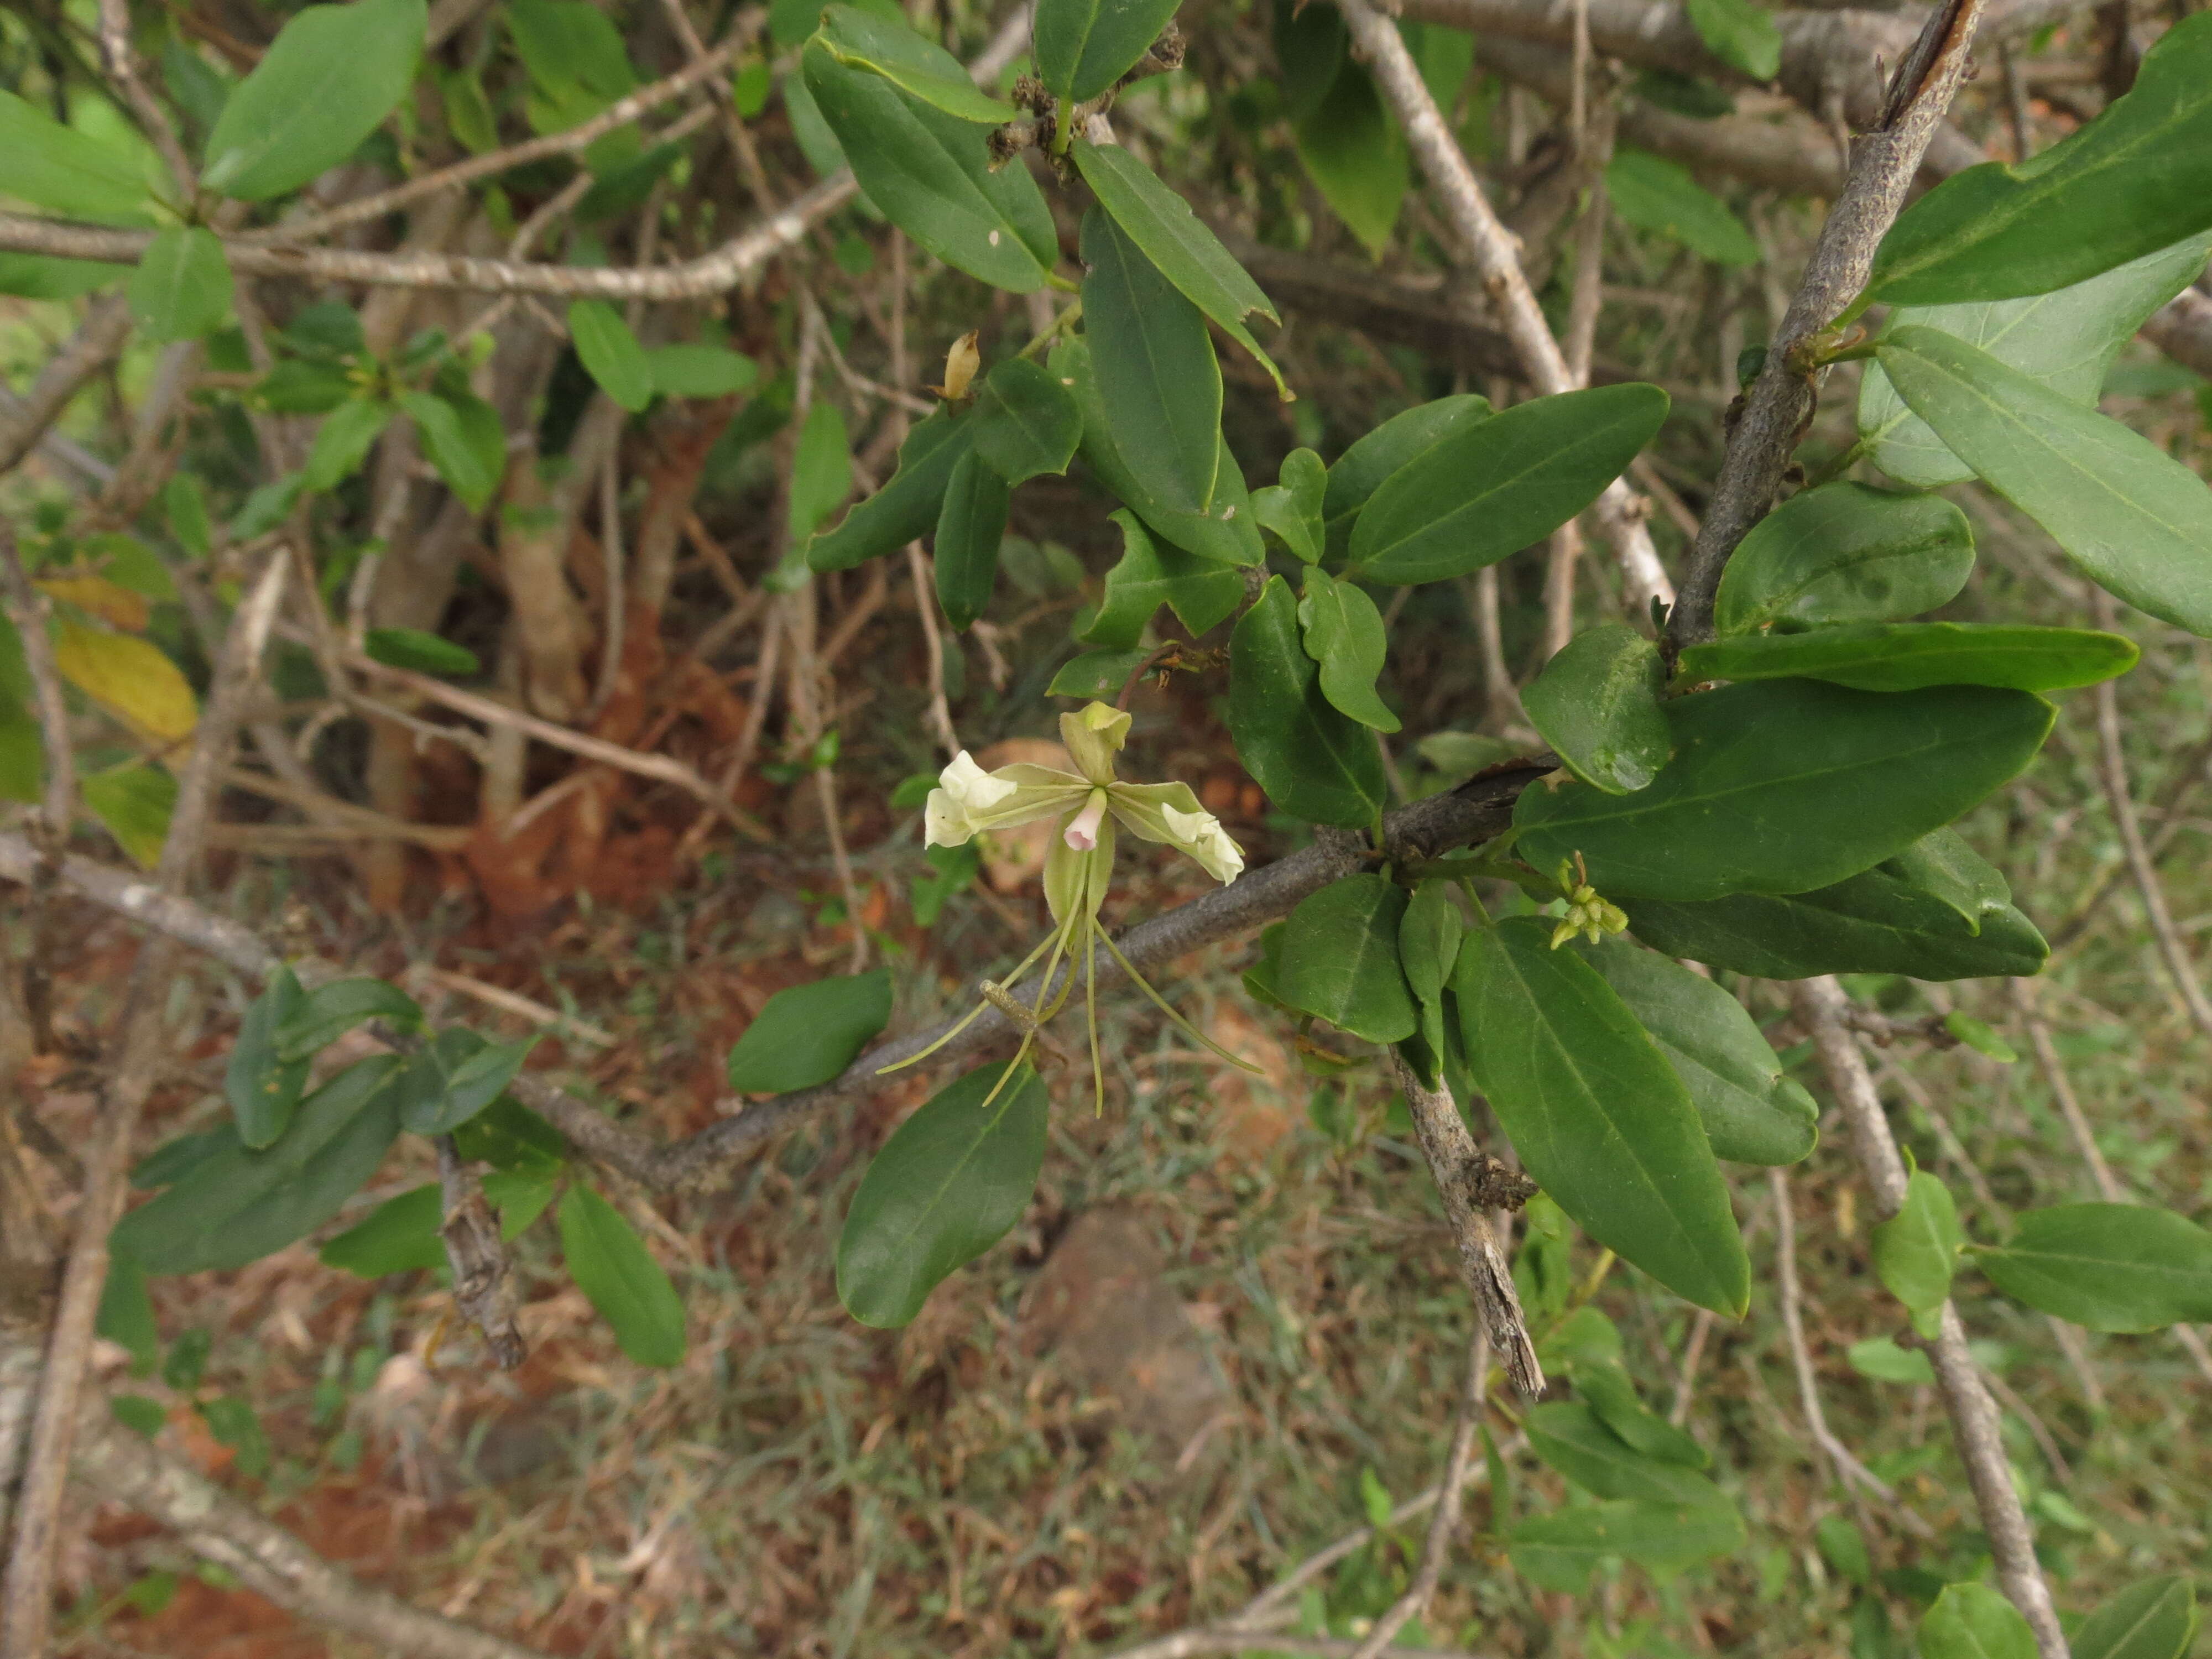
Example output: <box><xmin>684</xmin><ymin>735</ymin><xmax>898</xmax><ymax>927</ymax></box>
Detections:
<box><xmin>1161</xmin><ymin>802</ymin><xmax>1245</xmax><ymax>884</ymax></box>
<box><xmin>925</xmin><ymin>750</ymin><xmax>1084</xmax><ymax>848</ymax></box>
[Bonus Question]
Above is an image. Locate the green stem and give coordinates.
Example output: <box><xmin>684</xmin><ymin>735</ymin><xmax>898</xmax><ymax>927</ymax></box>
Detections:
<box><xmin>1802</xmin><ymin>433</ymin><xmax>1874</xmax><ymax>491</ymax></box>
<box><xmin>1016</xmin><ymin>297</ymin><xmax>1082</xmax><ymax>359</ymax></box>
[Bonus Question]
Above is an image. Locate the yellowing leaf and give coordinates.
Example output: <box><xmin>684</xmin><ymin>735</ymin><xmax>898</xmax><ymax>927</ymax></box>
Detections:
<box><xmin>51</xmin><ymin>622</ymin><xmax>199</xmax><ymax>743</ymax></box>
<box><xmin>37</xmin><ymin>576</ymin><xmax>152</xmax><ymax>632</ymax></box>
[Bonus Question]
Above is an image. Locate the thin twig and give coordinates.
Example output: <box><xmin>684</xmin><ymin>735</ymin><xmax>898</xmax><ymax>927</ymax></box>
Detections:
<box><xmin>0</xmin><ymin>296</ymin><xmax>133</xmax><ymax>477</ymax></box>
<box><xmin>436</xmin><ymin>1139</ymin><xmax>526</xmax><ymax>1369</ymax></box>
<box><xmin>95</xmin><ymin>0</ymin><xmax>196</xmax><ymax>201</ymax></box>
<box><xmin>0</xmin><ymin>533</ymin><xmax>76</xmax><ymax>842</ymax></box>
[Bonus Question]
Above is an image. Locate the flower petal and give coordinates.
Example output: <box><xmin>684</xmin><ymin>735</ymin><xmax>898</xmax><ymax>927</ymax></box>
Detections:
<box><xmin>1060</xmin><ymin>700</ymin><xmax>1131</xmax><ymax>785</ymax></box>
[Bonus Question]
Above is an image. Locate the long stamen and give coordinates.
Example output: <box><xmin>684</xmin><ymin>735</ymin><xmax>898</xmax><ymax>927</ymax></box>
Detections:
<box><xmin>972</xmin><ymin>1030</ymin><xmax>1036</xmax><ymax>1114</ymax></box>
<box><xmin>1084</xmin><ymin>918</ymin><xmax>1103</xmax><ymax>1117</ymax></box>
<box><xmin>874</xmin><ymin>928</ymin><xmax>1059</xmax><ymax>1076</ymax></box>
<box><xmin>1092</xmin><ymin>919</ymin><xmax>1264</xmax><ymax>1074</ymax></box>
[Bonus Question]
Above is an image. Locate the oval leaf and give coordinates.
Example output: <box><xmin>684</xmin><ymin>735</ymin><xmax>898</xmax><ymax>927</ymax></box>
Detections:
<box><xmin>1524</xmin><ymin>623</ymin><xmax>1671</xmax><ymax>794</ymax></box>
<box><xmin>567</xmin><ymin>300</ymin><xmax>654</xmax><ymax>412</ymax></box>
<box><xmin>1323</xmin><ymin>393</ymin><xmax>1490</xmax><ymax>556</ymax></box>
<box><xmin>558</xmin><ymin>1183</ymin><xmax>687</xmax><ymax>1366</ymax></box>
<box><xmin>202</xmin><ymin>0</ymin><xmax>427</xmax><ymax>200</ymax></box>
<box><xmin>1276</xmin><ymin>874</ymin><xmax>1416</xmax><ymax>1043</ymax></box>
<box><xmin>1035</xmin><ymin>0</ymin><xmax>1182</xmax><ymax>105</ymax></box>
<box><xmin>127</xmin><ymin>226</ymin><xmax>232</xmax><ymax>343</ymax></box>
<box><xmin>1606</xmin><ymin>147</ymin><xmax>1757</xmax><ymax>266</ymax></box>
<box><xmin>1527</xmin><ymin>1402</ymin><xmax>1728</xmax><ymax>1506</ymax></box>
<box><xmin>0</xmin><ymin>88</ymin><xmax>153</xmax><ymax>220</ymax></box>
<box><xmin>1081</xmin><ymin>206</ymin><xmax>1222</xmax><ymax>513</ymax></box>
<box><xmin>1976</xmin><ymin>1203</ymin><xmax>2212</xmax><ymax>1333</ymax></box>
<box><xmin>320</xmin><ymin>1184</ymin><xmax>447</xmax><ymax>1277</ymax></box>
<box><xmin>809</xmin><ymin>405</ymin><xmax>974</xmax><ymax>571</ymax></box>
<box><xmin>726</xmin><ymin>968</ymin><xmax>894</xmax><ymax>1094</ymax></box>
<box><xmin>836</xmin><ymin>1061</ymin><xmax>1048</xmax><ymax>1328</ymax></box>
<box><xmin>968</xmin><ymin>357</ymin><xmax>1082</xmax><ymax>487</ymax></box>
<box><xmin>1917</xmin><ymin>1583</ymin><xmax>2037</xmax><ymax>1659</ymax></box>
<box><xmin>399</xmin><ymin>389</ymin><xmax>507</xmax><ymax>512</ymax></box>
<box><xmin>51</xmin><ymin>622</ymin><xmax>199</xmax><ymax>742</ymax></box>
<box><xmin>933</xmin><ymin>451</ymin><xmax>1008</xmax><ymax>631</ymax></box>
<box><xmin>1515</xmin><ymin>679</ymin><xmax>2055</xmax><ymax>902</ymax></box>
<box><xmin>1228</xmin><ymin>575</ymin><xmax>1386</xmax><ymax>828</ymax></box>
<box><xmin>274</xmin><ymin>977</ymin><xmax>422</xmax><ymax>1063</ymax></box>
<box><xmin>1712</xmin><ymin>482</ymin><xmax>1975</xmax><ymax>636</ymax></box>
<box><xmin>227</xmin><ymin>966</ymin><xmax>311</xmax><ymax>1149</ymax></box>
<box><xmin>2073</xmin><ymin>1577</ymin><xmax>2198</xmax><ymax>1659</ymax></box>
<box><xmin>364</xmin><ymin>625</ymin><xmax>481</xmax><ymax>677</ymax></box>
<box><xmin>1682</xmin><ymin>622</ymin><xmax>2138</xmax><ymax>693</ymax></box>
<box><xmin>815</xmin><ymin>4</ymin><xmax>1016</xmax><ymax>122</ymax></box>
<box><xmin>1871</xmin><ymin>1169</ymin><xmax>1963</xmax><ymax>1316</ymax></box>
<box><xmin>1455</xmin><ymin>917</ymin><xmax>1749</xmax><ymax>1315</ymax></box>
<box><xmin>644</xmin><ymin>343</ymin><xmax>759</xmax><ymax>399</ymax></box>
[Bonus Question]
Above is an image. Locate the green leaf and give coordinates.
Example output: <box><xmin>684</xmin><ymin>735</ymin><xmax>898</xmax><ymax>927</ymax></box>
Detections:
<box><xmin>1048</xmin><ymin>647</ymin><xmax>1149</xmax><ymax>700</ymax></box>
<box><xmin>81</xmin><ymin>767</ymin><xmax>175</xmax><ymax>869</ymax></box>
<box><xmin>1975</xmin><ymin>1203</ymin><xmax>2212</xmax><ymax>1332</ymax></box>
<box><xmin>257</xmin><ymin>359</ymin><xmax>356</xmax><ymax>415</ymax></box>
<box><xmin>1052</xmin><ymin>337</ymin><xmax>1262</xmax><ymax>566</ymax></box>
<box><xmin>1917</xmin><ymin>1583</ymin><xmax>2037</xmax><ymax>1659</ymax></box>
<box><xmin>128</xmin><ymin>226</ymin><xmax>232</xmax><ymax>343</ymax></box>
<box><xmin>399</xmin><ymin>388</ymin><xmax>507</xmax><ymax>513</ymax></box>
<box><xmin>302</xmin><ymin>398</ymin><xmax>392</xmax><ymax>494</ymax></box>
<box><xmin>364</xmin><ymin>627</ymin><xmax>479</xmax><ymax>677</ymax></box>
<box><xmin>933</xmin><ymin>451</ymin><xmax>1008</xmax><ymax>631</ymax></box>
<box><xmin>1034</xmin><ymin>0</ymin><xmax>1181</xmax><ymax>105</ymax></box>
<box><xmin>201</xmin><ymin>0</ymin><xmax>426</xmax><ymax>200</ymax></box>
<box><xmin>1682</xmin><ymin>622</ymin><xmax>2137</xmax><ymax>694</ymax></box>
<box><xmin>1606</xmin><ymin>148</ymin><xmax>1759</xmax><ymax>266</ymax></box>
<box><xmin>227</xmin><ymin>967</ymin><xmax>311</xmax><ymax>1149</ymax></box>
<box><xmin>1073</xmin><ymin>139</ymin><xmax>1286</xmax><ymax>398</ymax></box>
<box><xmin>1943</xmin><ymin>1013</ymin><xmax>2017</xmax><ymax>1063</ymax></box>
<box><xmin>1398</xmin><ymin>880</ymin><xmax>1464</xmax><ymax>1008</ymax></box>
<box><xmin>558</xmin><ymin>1183</ymin><xmax>687</xmax><ymax>1366</ymax></box>
<box><xmin>1572</xmin><ymin>1363</ymin><xmax>1711</xmax><ymax>1469</ymax></box>
<box><xmin>1527</xmin><ymin>1402</ymin><xmax>1724</xmax><ymax>1505</ymax></box>
<box><xmin>1622</xmin><ymin>874</ymin><xmax>2048</xmax><ymax>981</ymax></box>
<box><xmin>1509</xmin><ymin>1498</ymin><xmax>1746</xmax><ymax>1592</ymax></box>
<box><xmin>482</xmin><ymin>1171</ymin><xmax>559</xmax><ymax>1238</ymax></box>
<box><xmin>808</xmin><ymin>406</ymin><xmax>974</xmax><ymax>571</ymax></box>
<box><xmin>133</xmin><ymin>1128</ymin><xmax>234</xmax><ymax>1191</ymax></box>
<box><xmin>837</xmin><ymin>1061</ymin><xmax>1048</xmax><ymax>1327</ymax></box>
<box><xmin>108</xmin><ymin>1394</ymin><xmax>167</xmax><ymax>1436</ymax></box>
<box><xmin>97</xmin><ymin>1254</ymin><xmax>160</xmax><ymax>1375</ymax></box>
<box><xmin>804</xmin><ymin>44</ymin><xmax>1056</xmax><ymax>292</ymax></box>
<box><xmin>566</xmin><ymin>300</ymin><xmax>654</xmax><ymax>413</ymax></box>
<box><xmin>274</xmin><ymin>978</ymin><xmax>422</xmax><ymax>1062</ymax></box>
<box><xmin>787</xmin><ymin>398</ymin><xmax>854</xmax><ymax>552</ymax></box>
<box><xmin>1081</xmin><ymin>207</ymin><xmax>1222</xmax><ymax>513</ymax></box>
<box><xmin>1866</xmin><ymin>15</ymin><xmax>2212</xmax><ymax>306</ymax></box>
<box><xmin>164</xmin><ymin>476</ymin><xmax>213</xmax><ymax>560</ymax></box>
<box><xmin>644</xmin><ymin>344</ymin><xmax>759</xmax><ymax>399</ymax></box>
<box><xmin>320</xmin><ymin>1184</ymin><xmax>447</xmax><ymax>1276</ymax></box>
<box><xmin>0</xmin><ymin>253</ymin><xmax>132</xmax><ymax>300</ymax></box>
<box><xmin>1323</xmin><ymin>394</ymin><xmax>1491</xmax><ymax>556</ymax></box>
<box><xmin>1253</xmin><ymin>447</ymin><xmax>1326</xmax><ymax>565</ymax></box>
<box><xmin>1298</xmin><ymin>568</ymin><xmax>1399</xmax><ymax>733</ymax></box>
<box><xmin>1577</xmin><ymin>938</ymin><xmax>1817</xmax><ymax>1166</ymax></box>
<box><xmin>1079</xmin><ymin>509</ymin><xmax>1243</xmax><ymax>649</ymax></box>
<box><xmin>1713</xmin><ymin>482</ymin><xmax>1976</xmax><ymax>635</ymax></box>
<box><xmin>450</xmin><ymin>1095</ymin><xmax>568</xmax><ymax>1176</ymax></box>
<box><xmin>1515</xmin><ymin>680</ymin><xmax>2054</xmax><ymax>902</ymax></box>
<box><xmin>968</xmin><ymin>357</ymin><xmax>1082</xmax><ymax>487</ymax></box>
<box><xmin>1350</xmin><ymin>384</ymin><xmax>1668</xmax><ymax>585</ymax></box>
<box><xmin>814</xmin><ymin>4</ymin><xmax>1016</xmax><ymax>123</ymax></box>
<box><xmin>781</xmin><ymin>64</ymin><xmax>847</xmax><ymax>176</ymax></box>
<box><xmin>1876</xmin><ymin>325</ymin><xmax>2212</xmax><ymax>638</ymax></box>
<box><xmin>2072</xmin><ymin>1577</ymin><xmax>2198</xmax><ymax>1659</ymax></box>
<box><xmin>1846</xmin><ymin>1335</ymin><xmax>1936</xmax><ymax>1385</ymax></box>
<box><xmin>1872</xmin><ymin>1168</ymin><xmax>1963</xmax><ymax>1316</ymax></box>
<box><xmin>114</xmin><ymin>1056</ymin><xmax>404</xmax><ymax>1274</ymax></box>
<box><xmin>1856</xmin><ymin>231</ymin><xmax>2212</xmax><ymax>488</ymax></box>
<box><xmin>1455</xmin><ymin>917</ymin><xmax>1748</xmax><ymax>1314</ymax></box>
<box><xmin>726</xmin><ymin>968</ymin><xmax>893</xmax><ymax>1093</ymax></box>
<box><xmin>395</xmin><ymin>1029</ymin><xmax>538</xmax><ymax>1136</ymax></box>
<box><xmin>1228</xmin><ymin>575</ymin><xmax>1386</xmax><ymax>827</ymax></box>
<box><xmin>1684</xmin><ymin>0</ymin><xmax>1780</xmax><ymax>80</ymax></box>
<box><xmin>1276</xmin><ymin>875</ymin><xmax>1417</xmax><ymax>1043</ymax></box>
<box><xmin>0</xmin><ymin>89</ymin><xmax>154</xmax><ymax>220</ymax></box>
<box><xmin>1524</xmin><ymin>623</ymin><xmax>1670</xmax><ymax>795</ymax></box>
<box><xmin>1291</xmin><ymin>53</ymin><xmax>1406</xmax><ymax>259</ymax></box>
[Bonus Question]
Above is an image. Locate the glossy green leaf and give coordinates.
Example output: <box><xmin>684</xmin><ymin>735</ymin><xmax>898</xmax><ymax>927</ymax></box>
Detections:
<box><xmin>97</xmin><ymin>1254</ymin><xmax>160</xmax><ymax>1375</ymax></box>
<box><xmin>451</xmin><ymin>1095</ymin><xmax>568</xmax><ymax>1176</ymax></box>
<box><xmin>837</xmin><ymin>1061</ymin><xmax>1048</xmax><ymax>1327</ymax></box>
<box><xmin>1079</xmin><ymin>509</ymin><xmax>1243</xmax><ymax>649</ymax></box>
<box><xmin>804</xmin><ymin>45</ymin><xmax>1056</xmax><ymax>292</ymax></box>
<box><xmin>114</xmin><ymin>1056</ymin><xmax>404</xmax><ymax>1274</ymax></box>
<box><xmin>1884</xmin><ymin>827</ymin><xmax>2009</xmax><ymax>932</ymax></box>
<box><xmin>128</xmin><ymin>226</ymin><xmax>232</xmax><ymax>343</ymax></box>
<box><xmin>1524</xmin><ymin>624</ymin><xmax>1670</xmax><ymax>795</ymax></box>
<box><xmin>1228</xmin><ymin>576</ymin><xmax>1386</xmax><ymax>827</ymax></box>
<box><xmin>1975</xmin><ymin>1203</ymin><xmax>2212</xmax><ymax>1332</ymax></box>
<box><xmin>726</xmin><ymin>968</ymin><xmax>893</xmax><ymax>1093</ymax></box>
<box><xmin>1527</xmin><ymin>1402</ymin><xmax>1723</xmax><ymax>1504</ymax></box>
<box><xmin>1578</xmin><ymin>939</ymin><xmax>1816</xmax><ymax>1166</ymax></box>
<box><xmin>1857</xmin><ymin>231</ymin><xmax>2212</xmax><ymax>488</ymax></box>
<box><xmin>567</xmin><ymin>300</ymin><xmax>653</xmax><ymax>412</ymax></box>
<box><xmin>1917</xmin><ymin>1583</ymin><xmax>2037</xmax><ymax>1659</ymax></box>
<box><xmin>1455</xmin><ymin>917</ymin><xmax>1748</xmax><ymax>1314</ymax></box>
<box><xmin>227</xmin><ymin>967</ymin><xmax>311</xmax><ymax>1149</ymax></box>
<box><xmin>1606</xmin><ymin>148</ymin><xmax>1757</xmax><ymax>266</ymax></box>
<box><xmin>1847</xmin><ymin>1336</ymin><xmax>1936</xmax><ymax>1385</ymax></box>
<box><xmin>2072</xmin><ymin>1577</ymin><xmax>2198</xmax><ymax>1659</ymax></box>
<box><xmin>0</xmin><ymin>89</ymin><xmax>153</xmax><ymax>220</ymax></box>
<box><xmin>1872</xmin><ymin>1169</ymin><xmax>1963</xmax><ymax>1316</ymax></box>
<box><xmin>364</xmin><ymin>627</ymin><xmax>480</xmax><ymax>677</ymax></box>
<box><xmin>559</xmin><ymin>1183</ymin><xmax>687</xmax><ymax>1366</ymax></box>
<box><xmin>1034</xmin><ymin>0</ymin><xmax>1181</xmax><ymax>105</ymax></box>
<box><xmin>644</xmin><ymin>343</ymin><xmax>759</xmax><ymax>399</ymax></box>
<box><xmin>787</xmin><ymin>399</ymin><xmax>854</xmax><ymax>559</ymax></box>
<box><xmin>1876</xmin><ymin>325</ymin><xmax>2212</xmax><ymax>638</ymax></box>
<box><xmin>933</xmin><ymin>452</ymin><xmax>1008</xmax><ymax>631</ymax></box>
<box><xmin>1573</xmin><ymin>1363</ymin><xmax>1711</xmax><ymax>1468</ymax></box>
<box><xmin>274</xmin><ymin>978</ymin><xmax>422</xmax><ymax>1063</ymax></box>
<box><xmin>1081</xmin><ymin>207</ymin><xmax>1222</xmax><ymax>514</ymax></box>
<box><xmin>1515</xmin><ymin>680</ymin><xmax>2054</xmax><ymax>901</ymax></box>
<box><xmin>202</xmin><ymin>0</ymin><xmax>426</xmax><ymax>199</ymax></box>
<box><xmin>1350</xmin><ymin>384</ymin><xmax>1668</xmax><ymax>585</ymax></box>
<box><xmin>1684</xmin><ymin>0</ymin><xmax>1780</xmax><ymax>80</ymax></box>
<box><xmin>320</xmin><ymin>1184</ymin><xmax>447</xmax><ymax>1276</ymax></box>
<box><xmin>1323</xmin><ymin>394</ymin><xmax>1490</xmax><ymax>556</ymax></box>
<box><xmin>399</xmin><ymin>387</ymin><xmax>507</xmax><ymax>512</ymax></box>
<box><xmin>1866</xmin><ymin>15</ymin><xmax>2212</xmax><ymax>306</ymax></box>
<box><xmin>968</xmin><ymin>357</ymin><xmax>1081</xmax><ymax>487</ymax></box>
<box><xmin>1276</xmin><ymin>875</ymin><xmax>1416</xmax><ymax>1043</ymax></box>
<box><xmin>781</xmin><ymin>64</ymin><xmax>847</xmax><ymax>175</ymax></box>
<box><xmin>1509</xmin><ymin>1498</ymin><xmax>1746</xmax><ymax>1592</ymax></box>
<box><xmin>1253</xmin><ymin>447</ymin><xmax>1325</xmax><ymax>565</ymax></box>
<box><xmin>1398</xmin><ymin>880</ymin><xmax>1464</xmax><ymax>1008</ymax></box>
<box><xmin>81</xmin><ymin>767</ymin><xmax>174</xmax><ymax>869</ymax></box>
<box><xmin>1292</xmin><ymin>55</ymin><xmax>1406</xmax><ymax>259</ymax></box>
<box><xmin>1073</xmin><ymin>139</ymin><xmax>1287</xmax><ymax>397</ymax></box>
<box><xmin>815</xmin><ymin>4</ymin><xmax>1016</xmax><ymax>122</ymax></box>
<box><xmin>302</xmin><ymin>398</ymin><xmax>392</xmax><ymax>494</ymax></box>
<box><xmin>1053</xmin><ymin>338</ymin><xmax>1262</xmax><ymax>566</ymax></box>
<box><xmin>808</xmin><ymin>406</ymin><xmax>974</xmax><ymax>571</ymax></box>
<box><xmin>1714</xmin><ymin>483</ymin><xmax>1975</xmax><ymax>635</ymax></box>
<box><xmin>1299</xmin><ymin>568</ymin><xmax>1399</xmax><ymax>732</ymax></box>
<box><xmin>1682</xmin><ymin>622</ymin><xmax>2137</xmax><ymax>694</ymax></box>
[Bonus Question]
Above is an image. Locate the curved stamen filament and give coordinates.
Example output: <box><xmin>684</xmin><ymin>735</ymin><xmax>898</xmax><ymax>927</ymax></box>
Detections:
<box><xmin>1091</xmin><ymin>920</ymin><xmax>1264</xmax><ymax>1075</ymax></box>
